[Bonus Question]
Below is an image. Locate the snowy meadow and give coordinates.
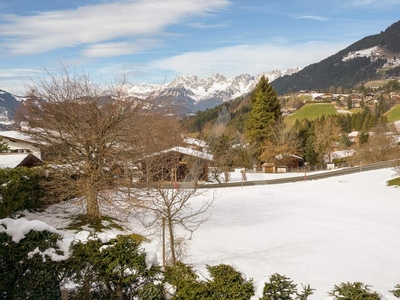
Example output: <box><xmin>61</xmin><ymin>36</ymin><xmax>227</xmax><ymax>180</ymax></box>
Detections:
<box><xmin>19</xmin><ymin>168</ymin><xmax>400</xmax><ymax>299</ymax></box>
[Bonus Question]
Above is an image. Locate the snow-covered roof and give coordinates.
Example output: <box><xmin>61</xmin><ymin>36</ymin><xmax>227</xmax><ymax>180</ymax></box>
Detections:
<box><xmin>147</xmin><ymin>146</ymin><xmax>213</xmax><ymax>161</ymax></box>
<box><xmin>0</xmin><ymin>130</ymin><xmax>35</xmax><ymax>143</ymax></box>
<box><xmin>184</xmin><ymin>137</ymin><xmax>208</xmax><ymax>148</ymax></box>
<box><xmin>274</xmin><ymin>154</ymin><xmax>303</xmax><ymax>160</ymax></box>
<box><xmin>0</xmin><ymin>154</ymin><xmax>43</xmax><ymax>168</ymax></box>
<box><xmin>323</xmin><ymin>150</ymin><xmax>355</xmax><ymax>163</ymax></box>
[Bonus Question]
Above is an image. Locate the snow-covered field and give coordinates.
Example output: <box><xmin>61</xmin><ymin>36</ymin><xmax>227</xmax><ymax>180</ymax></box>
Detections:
<box><xmin>20</xmin><ymin>168</ymin><xmax>400</xmax><ymax>299</ymax></box>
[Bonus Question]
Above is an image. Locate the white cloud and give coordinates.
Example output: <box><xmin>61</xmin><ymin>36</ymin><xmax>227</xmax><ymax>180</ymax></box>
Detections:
<box><xmin>149</xmin><ymin>41</ymin><xmax>348</xmax><ymax>78</ymax></box>
<box><xmin>343</xmin><ymin>0</ymin><xmax>399</xmax><ymax>8</ymax></box>
<box><xmin>293</xmin><ymin>15</ymin><xmax>329</xmax><ymax>22</ymax></box>
<box><xmin>187</xmin><ymin>22</ymin><xmax>230</xmax><ymax>29</ymax></box>
<box><xmin>82</xmin><ymin>39</ymin><xmax>161</xmax><ymax>57</ymax></box>
<box><xmin>0</xmin><ymin>0</ymin><xmax>230</xmax><ymax>56</ymax></box>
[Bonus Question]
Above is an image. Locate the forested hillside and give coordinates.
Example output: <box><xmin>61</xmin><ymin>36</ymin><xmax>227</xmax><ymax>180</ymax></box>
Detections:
<box><xmin>271</xmin><ymin>20</ymin><xmax>400</xmax><ymax>95</ymax></box>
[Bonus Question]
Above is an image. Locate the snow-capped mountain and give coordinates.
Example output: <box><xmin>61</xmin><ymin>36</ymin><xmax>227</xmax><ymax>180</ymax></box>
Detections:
<box><xmin>0</xmin><ymin>89</ymin><xmax>26</xmax><ymax>125</ymax></box>
<box><xmin>127</xmin><ymin>68</ymin><xmax>299</xmax><ymax>111</ymax></box>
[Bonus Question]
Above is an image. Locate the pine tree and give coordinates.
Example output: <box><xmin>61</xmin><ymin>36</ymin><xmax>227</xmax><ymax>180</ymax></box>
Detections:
<box><xmin>0</xmin><ymin>136</ymin><xmax>9</xmax><ymax>152</ymax></box>
<box><xmin>245</xmin><ymin>76</ymin><xmax>281</xmax><ymax>155</ymax></box>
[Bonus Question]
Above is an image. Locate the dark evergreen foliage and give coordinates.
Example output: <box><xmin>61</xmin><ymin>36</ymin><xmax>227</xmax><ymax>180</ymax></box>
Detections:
<box><xmin>260</xmin><ymin>273</ymin><xmax>314</xmax><ymax>300</ymax></box>
<box><xmin>0</xmin><ymin>167</ymin><xmax>46</xmax><ymax>218</ymax></box>
<box><xmin>164</xmin><ymin>263</ymin><xmax>254</xmax><ymax>300</ymax></box>
<box><xmin>329</xmin><ymin>282</ymin><xmax>381</xmax><ymax>300</ymax></box>
<box><xmin>65</xmin><ymin>234</ymin><xmax>163</xmax><ymax>299</ymax></box>
<box><xmin>391</xmin><ymin>284</ymin><xmax>400</xmax><ymax>298</ymax></box>
<box><xmin>246</xmin><ymin>76</ymin><xmax>281</xmax><ymax>153</ymax></box>
<box><xmin>0</xmin><ymin>228</ymin><xmax>64</xmax><ymax>300</ymax></box>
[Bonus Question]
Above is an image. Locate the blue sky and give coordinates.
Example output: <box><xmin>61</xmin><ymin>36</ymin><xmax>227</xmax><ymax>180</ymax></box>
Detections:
<box><xmin>1</xmin><ymin>0</ymin><xmax>399</xmax><ymax>94</ymax></box>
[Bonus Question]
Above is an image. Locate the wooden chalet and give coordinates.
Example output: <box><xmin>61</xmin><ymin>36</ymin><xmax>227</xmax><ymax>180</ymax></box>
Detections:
<box><xmin>139</xmin><ymin>146</ymin><xmax>213</xmax><ymax>182</ymax></box>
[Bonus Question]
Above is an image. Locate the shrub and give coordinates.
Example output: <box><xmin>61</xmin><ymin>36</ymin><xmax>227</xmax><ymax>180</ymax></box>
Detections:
<box><xmin>164</xmin><ymin>261</ymin><xmax>206</xmax><ymax>299</ymax></box>
<box><xmin>0</xmin><ymin>218</ymin><xmax>66</xmax><ymax>300</ymax></box>
<box><xmin>329</xmin><ymin>282</ymin><xmax>380</xmax><ymax>300</ymax></box>
<box><xmin>204</xmin><ymin>264</ymin><xmax>255</xmax><ymax>299</ymax></box>
<box><xmin>65</xmin><ymin>234</ymin><xmax>163</xmax><ymax>299</ymax></box>
<box><xmin>260</xmin><ymin>273</ymin><xmax>314</xmax><ymax>300</ymax></box>
<box><xmin>0</xmin><ymin>167</ymin><xmax>45</xmax><ymax>218</ymax></box>
<box><xmin>391</xmin><ymin>284</ymin><xmax>400</xmax><ymax>298</ymax></box>
<box><xmin>164</xmin><ymin>263</ymin><xmax>254</xmax><ymax>300</ymax></box>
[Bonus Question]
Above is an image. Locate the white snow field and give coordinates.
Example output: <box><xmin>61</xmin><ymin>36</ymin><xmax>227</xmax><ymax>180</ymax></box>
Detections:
<box><xmin>18</xmin><ymin>168</ymin><xmax>400</xmax><ymax>299</ymax></box>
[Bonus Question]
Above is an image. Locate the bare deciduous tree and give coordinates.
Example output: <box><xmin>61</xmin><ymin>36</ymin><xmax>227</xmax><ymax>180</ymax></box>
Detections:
<box><xmin>313</xmin><ymin>117</ymin><xmax>341</xmax><ymax>163</ymax></box>
<box><xmin>16</xmin><ymin>67</ymin><xmax>181</xmax><ymax>221</ymax></box>
<box><xmin>260</xmin><ymin>118</ymin><xmax>303</xmax><ymax>164</ymax></box>
<box><xmin>136</xmin><ymin>156</ymin><xmax>215</xmax><ymax>266</ymax></box>
<box><xmin>349</xmin><ymin>122</ymin><xmax>400</xmax><ymax>166</ymax></box>
<box><xmin>138</xmin><ymin>184</ymin><xmax>215</xmax><ymax>266</ymax></box>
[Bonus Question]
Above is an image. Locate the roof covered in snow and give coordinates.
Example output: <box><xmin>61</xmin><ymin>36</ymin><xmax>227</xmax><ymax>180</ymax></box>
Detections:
<box><xmin>0</xmin><ymin>154</ymin><xmax>43</xmax><ymax>168</ymax></box>
<box><xmin>0</xmin><ymin>130</ymin><xmax>35</xmax><ymax>143</ymax></box>
<box><xmin>146</xmin><ymin>146</ymin><xmax>213</xmax><ymax>161</ymax></box>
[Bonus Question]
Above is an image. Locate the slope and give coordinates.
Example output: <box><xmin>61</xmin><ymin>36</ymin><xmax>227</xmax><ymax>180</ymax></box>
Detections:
<box><xmin>271</xmin><ymin>20</ymin><xmax>400</xmax><ymax>95</ymax></box>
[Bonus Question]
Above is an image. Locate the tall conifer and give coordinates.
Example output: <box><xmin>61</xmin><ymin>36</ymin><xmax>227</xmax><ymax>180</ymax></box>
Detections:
<box><xmin>245</xmin><ymin>75</ymin><xmax>281</xmax><ymax>154</ymax></box>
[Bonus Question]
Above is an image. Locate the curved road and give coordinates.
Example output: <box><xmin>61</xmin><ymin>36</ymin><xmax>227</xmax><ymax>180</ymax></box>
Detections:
<box><xmin>197</xmin><ymin>160</ymin><xmax>397</xmax><ymax>189</ymax></box>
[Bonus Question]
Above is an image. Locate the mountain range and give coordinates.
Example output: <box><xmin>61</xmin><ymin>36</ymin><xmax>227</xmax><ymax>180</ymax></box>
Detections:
<box><xmin>1</xmin><ymin>20</ymin><xmax>400</xmax><ymax>123</ymax></box>
<box><xmin>0</xmin><ymin>90</ymin><xmax>26</xmax><ymax>126</ymax></box>
<box><xmin>126</xmin><ymin>68</ymin><xmax>299</xmax><ymax>112</ymax></box>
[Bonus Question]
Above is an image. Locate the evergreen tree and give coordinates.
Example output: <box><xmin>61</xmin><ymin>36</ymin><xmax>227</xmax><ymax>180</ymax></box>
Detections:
<box><xmin>329</xmin><ymin>282</ymin><xmax>380</xmax><ymax>300</ymax></box>
<box><xmin>304</xmin><ymin>135</ymin><xmax>318</xmax><ymax>164</ymax></box>
<box><xmin>0</xmin><ymin>136</ymin><xmax>9</xmax><ymax>152</ymax></box>
<box><xmin>245</xmin><ymin>76</ymin><xmax>281</xmax><ymax>155</ymax></box>
<box><xmin>260</xmin><ymin>273</ymin><xmax>314</xmax><ymax>300</ymax></box>
<box><xmin>0</xmin><ymin>224</ymin><xmax>65</xmax><ymax>299</ymax></box>
<box><xmin>390</xmin><ymin>284</ymin><xmax>400</xmax><ymax>298</ymax></box>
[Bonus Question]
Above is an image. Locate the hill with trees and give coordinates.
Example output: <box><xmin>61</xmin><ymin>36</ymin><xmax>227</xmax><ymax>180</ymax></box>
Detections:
<box><xmin>271</xmin><ymin>20</ymin><xmax>400</xmax><ymax>95</ymax></box>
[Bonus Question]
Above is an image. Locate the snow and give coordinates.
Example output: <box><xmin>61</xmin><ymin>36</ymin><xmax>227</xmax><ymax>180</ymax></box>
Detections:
<box><xmin>146</xmin><ymin>146</ymin><xmax>213</xmax><ymax>161</ymax></box>
<box><xmin>126</xmin><ymin>69</ymin><xmax>299</xmax><ymax>103</ymax></box>
<box><xmin>0</xmin><ymin>130</ymin><xmax>34</xmax><ymax>143</ymax></box>
<box><xmin>0</xmin><ymin>154</ymin><xmax>31</xmax><ymax>168</ymax></box>
<box><xmin>0</xmin><ymin>218</ymin><xmax>58</xmax><ymax>243</ymax></box>
<box><xmin>3</xmin><ymin>168</ymin><xmax>400</xmax><ymax>299</ymax></box>
<box><xmin>342</xmin><ymin>46</ymin><xmax>379</xmax><ymax>62</ymax></box>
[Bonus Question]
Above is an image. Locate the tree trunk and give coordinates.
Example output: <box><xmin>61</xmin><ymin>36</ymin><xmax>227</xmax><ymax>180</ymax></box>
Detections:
<box><xmin>86</xmin><ymin>186</ymin><xmax>100</xmax><ymax>221</ymax></box>
<box><xmin>167</xmin><ymin>219</ymin><xmax>176</xmax><ymax>265</ymax></box>
<box><xmin>116</xmin><ymin>283</ymin><xmax>123</xmax><ymax>300</ymax></box>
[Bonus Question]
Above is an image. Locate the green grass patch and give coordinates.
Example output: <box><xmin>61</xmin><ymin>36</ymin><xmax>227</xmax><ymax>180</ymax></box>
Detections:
<box><xmin>364</xmin><ymin>80</ymin><xmax>387</xmax><ymax>89</ymax></box>
<box><xmin>384</xmin><ymin>104</ymin><xmax>400</xmax><ymax>122</ymax></box>
<box><xmin>387</xmin><ymin>177</ymin><xmax>400</xmax><ymax>186</ymax></box>
<box><xmin>64</xmin><ymin>214</ymin><xmax>125</xmax><ymax>232</ymax></box>
<box><xmin>285</xmin><ymin>103</ymin><xmax>337</xmax><ymax>127</ymax></box>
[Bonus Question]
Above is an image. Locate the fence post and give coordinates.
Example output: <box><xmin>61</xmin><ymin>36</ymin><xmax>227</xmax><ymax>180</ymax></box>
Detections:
<box><xmin>61</xmin><ymin>290</ymin><xmax>68</xmax><ymax>300</ymax></box>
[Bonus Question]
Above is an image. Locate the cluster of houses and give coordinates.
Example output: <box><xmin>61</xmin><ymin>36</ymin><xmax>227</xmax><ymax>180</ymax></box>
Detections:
<box><xmin>298</xmin><ymin>90</ymin><xmax>400</xmax><ymax>109</ymax></box>
<box><xmin>0</xmin><ymin>130</ymin><xmax>215</xmax><ymax>182</ymax></box>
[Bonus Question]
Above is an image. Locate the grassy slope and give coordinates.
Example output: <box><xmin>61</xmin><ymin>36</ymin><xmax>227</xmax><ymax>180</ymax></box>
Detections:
<box><xmin>285</xmin><ymin>103</ymin><xmax>337</xmax><ymax>126</ymax></box>
<box><xmin>384</xmin><ymin>104</ymin><xmax>400</xmax><ymax>122</ymax></box>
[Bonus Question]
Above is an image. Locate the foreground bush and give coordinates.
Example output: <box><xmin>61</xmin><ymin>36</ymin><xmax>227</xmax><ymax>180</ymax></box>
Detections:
<box><xmin>0</xmin><ymin>167</ymin><xmax>45</xmax><ymax>218</ymax></box>
<box><xmin>0</xmin><ymin>219</ymin><xmax>66</xmax><ymax>299</ymax></box>
<box><xmin>65</xmin><ymin>234</ymin><xmax>163</xmax><ymax>300</ymax></box>
<box><xmin>260</xmin><ymin>273</ymin><xmax>314</xmax><ymax>300</ymax></box>
<box><xmin>164</xmin><ymin>262</ymin><xmax>254</xmax><ymax>299</ymax></box>
<box><xmin>329</xmin><ymin>282</ymin><xmax>380</xmax><ymax>300</ymax></box>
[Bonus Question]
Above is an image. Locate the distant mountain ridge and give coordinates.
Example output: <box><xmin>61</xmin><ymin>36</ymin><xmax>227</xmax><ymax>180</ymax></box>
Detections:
<box><xmin>272</xmin><ymin>20</ymin><xmax>400</xmax><ymax>95</ymax></box>
<box><xmin>0</xmin><ymin>89</ymin><xmax>26</xmax><ymax>125</ymax></box>
<box><xmin>127</xmin><ymin>68</ymin><xmax>300</xmax><ymax>111</ymax></box>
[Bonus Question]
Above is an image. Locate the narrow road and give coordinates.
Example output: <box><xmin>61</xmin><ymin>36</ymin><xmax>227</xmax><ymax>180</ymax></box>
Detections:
<box><xmin>197</xmin><ymin>160</ymin><xmax>397</xmax><ymax>189</ymax></box>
